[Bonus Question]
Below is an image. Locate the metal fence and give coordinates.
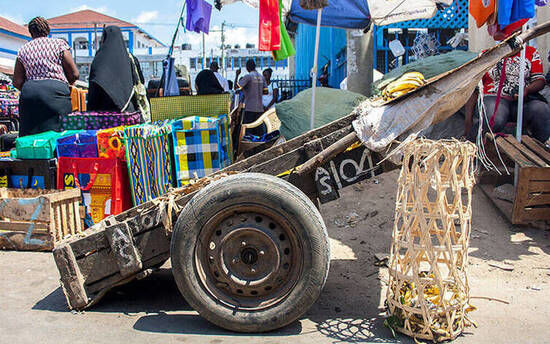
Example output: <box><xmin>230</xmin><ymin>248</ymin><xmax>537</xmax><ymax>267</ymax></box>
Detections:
<box><xmin>273</xmin><ymin>79</ymin><xmax>312</xmax><ymax>101</ymax></box>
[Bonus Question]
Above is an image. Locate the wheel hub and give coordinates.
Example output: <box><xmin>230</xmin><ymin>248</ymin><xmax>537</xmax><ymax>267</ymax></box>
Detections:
<box><xmin>241</xmin><ymin>247</ymin><xmax>258</xmax><ymax>265</ymax></box>
<box><xmin>195</xmin><ymin>205</ymin><xmax>302</xmax><ymax>310</ymax></box>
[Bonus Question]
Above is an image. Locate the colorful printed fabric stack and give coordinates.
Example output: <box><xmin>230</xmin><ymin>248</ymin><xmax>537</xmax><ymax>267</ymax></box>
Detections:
<box><xmin>172</xmin><ymin>116</ymin><xmax>231</xmax><ymax>186</ymax></box>
<box><xmin>123</xmin><ymin>123</ymin><xmax>174</xmax><ymax>206</ymax></box>
<box><xmin>60</xmin><ymin>111</ymin><xmax>143</xmax><ymax>130</ymax></box>
<box><xmin>97</xmin><ymin>126</ymin><xmax>126</xmax><ymax>160</ymax></box>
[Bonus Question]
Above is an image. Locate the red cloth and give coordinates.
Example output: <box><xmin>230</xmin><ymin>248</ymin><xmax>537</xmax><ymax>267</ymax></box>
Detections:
<box><xmin>259</xmin><ymin>0</ymin><xmax>281</xmax><ymax>51</ymax></box>
<box><xmin>482</xmin><ymin>45</ymin><xmax>544</xmax><ymax>98</ymax></box>
<box><xmin>488</xmin><ymin>18</ymin><xmax>529</xmax><ymax>40</ymax></box>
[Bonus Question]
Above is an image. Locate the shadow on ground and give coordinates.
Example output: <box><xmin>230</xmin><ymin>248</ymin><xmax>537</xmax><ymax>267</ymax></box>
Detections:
<box><xmin>133</xmin><ymin>312</ymin><xmax>302</xmax><ymax>336</ymax></box>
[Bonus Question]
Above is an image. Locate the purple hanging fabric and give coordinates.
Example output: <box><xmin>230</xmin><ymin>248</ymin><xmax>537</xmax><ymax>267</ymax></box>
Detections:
<box><xmin>535</xmin><ymin>0</ymin><xmax>548</xmax><ymax>6</ymax></box>
<box><xmin>186</xmin><ymin>0</ymin><xmax>212</xmax><ymax>34</ymax></box>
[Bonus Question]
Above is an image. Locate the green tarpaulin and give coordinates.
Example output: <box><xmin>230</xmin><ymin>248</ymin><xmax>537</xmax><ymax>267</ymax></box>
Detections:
<box><xmin>275</xmin><ymin>88</ymin><xmax>366</xmax><ymax>140</ymax></box>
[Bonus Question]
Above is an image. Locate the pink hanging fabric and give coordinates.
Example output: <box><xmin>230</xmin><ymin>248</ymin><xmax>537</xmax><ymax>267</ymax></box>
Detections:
<box><xmin>259</xmin><ymin>0</ymin><xmax>281</xmax><ymax>51</ymax></box>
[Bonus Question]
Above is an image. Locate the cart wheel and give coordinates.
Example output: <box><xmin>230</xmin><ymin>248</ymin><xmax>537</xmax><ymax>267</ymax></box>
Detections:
<box><xmin>170</xmin><ymin>173</ymin><xmax>330</xmax><ymax>333</ymax></box>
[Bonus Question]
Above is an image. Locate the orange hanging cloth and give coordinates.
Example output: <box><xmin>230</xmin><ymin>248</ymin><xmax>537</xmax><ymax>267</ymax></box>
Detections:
<box><xmin>470</xmin><ymin>0</ymin><xmax>497</xmax><ymax>28</ymax></box>
<box><xmin>259</xmin><ymin>0</ymin><xmax>281</xmax><ymax>51</ymax></box>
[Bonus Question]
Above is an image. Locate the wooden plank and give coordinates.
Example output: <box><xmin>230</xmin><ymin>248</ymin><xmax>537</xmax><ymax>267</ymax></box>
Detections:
<box><xmin>61</xmin><ymin>201</ymin><xmax>68</xmax><ymax>238</ymax></box>
<box><xmin>512</xmin><ymin>167</ymin><xmax>531</xmax><ymax>224</ymax></box>
<box><xmin>45</xmin><ymin>188</ymin><xmax>81</xmax><ymax>203</ymax></box>
<box><xmin>67</xmin><ymin>200</ymin><xmax>75</xmax><ymax>236</ymax></box>
<box><xmin>77</xmin><ymin>225</ymin><xmax>170</xmax><ymax>286</ymax></box>
<box><xmin>525</xmin><ymin>193</ymin><xmax>550</xmax><ymax>206</ymax></box>
<box><xmin>522</xmin><ymin>135</ymin><xmax>550</xmax><ymax>165</ymax></box>
<box><xmin>0</xmin><ymin>221</ymin><xmax>49</xmax><ymax>233</ymax></box>
<box><xmin>522</xmin><ymin>167</ymin><xmax>550</xmax><ymax>181</ymax></box>
<box><xmin>0</xmin><ymin>231</ymin><xmax>53</xmax><ymax>251</ymax></box>
<box><xmin>528</xmin><ymin>181</ymin><xmax>550</xmax><ymax>193</ymax></box>
<box><xmin>55</xmin><ymin>203</ymin><xmax>63</xmax><ymax>242</ymax></box>
<box><xmin>248</xmin><ymin>140</ymin><xmax>324</xmax><ymax>176</ymax></box>
<box><xmin>70</xmin><ymin>230</ymin><xmax>111</xmax><ymax>259</ymax></box>
<box><xmin>495</xmin><ymin>137</ymin><xmax>536</xmax><ymax>168</ymax></box>
<box><xmin>73</xmin><ymin>201</ymin><xmax>82</xmax><ymax>234</ymax></box>
<box><xmin>0</xmin><ymin>196</ymin><xmax>51</xmax><ymax>222</ymax></box>
<box><xmin>82</xmin><ymin>253</ymin><xmax>169</xmax><ymax>307</ymax></box>
<box><xmin>105</xmin><ymin>222</ymin><xmax>143</xmax><ymax>277</ymax></box>
<box><xmin>53</xmin><ymin>244</ymin><xmax>89</xmax><ymax>310</ymax></box>
<box><xmin>225</xmin><ymin>124</ymin><xmax>354</xmax><ymax>174</ymax></box>
<box><xmin>84</xmin><ymin>227</ymin><xmax>171</xmax><ymax>293</ymax></box>
<box><xmin>520</xmin><ymin>207</ymin><xmax>550</xmax><ymax>222</ymax></box>
<box><xmin>504</xmin><ymin>136</ymin><xmax>549</xmax><ymax>167</ymax></box>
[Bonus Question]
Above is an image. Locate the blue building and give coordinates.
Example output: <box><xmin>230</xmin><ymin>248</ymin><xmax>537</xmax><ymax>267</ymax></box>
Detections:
<box><xmin>293</xmin><ymin>23</ymin><xmax>347</xmax><ymax>89</ymax></box>
<box><xmin>47</xmin><ymin>10</ymin><xmax>167</xmax><ymax>82</ymax></box>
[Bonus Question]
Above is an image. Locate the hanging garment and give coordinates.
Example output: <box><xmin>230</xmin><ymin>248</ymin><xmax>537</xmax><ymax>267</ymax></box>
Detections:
<box><xmin>499</xmin><ymin>0</ymin><xmax>535</xmax><ymax>26</ymax></box>
<box><xmin>186</xmin><ymin>0</ymin><xmax>213</xmax><ymax>34</ymax></box>
<box><xmin>470</xmin><ymin>0</ymin><xmax>496</xmax><ymax>28</ymax></box>
<box><xmin>510</xmin><ymin>0</ymin><xmax>535</xmax><ymax>23</ymax></box>
<box><xmin>259</xmin><ymin>0</ymin><xmax>281</xmax><ymax>51</ymax></box>
<box><xmin>273</xmin><ymin>0</ymin><xmax>296</xmax><ymax>61</ymax></box>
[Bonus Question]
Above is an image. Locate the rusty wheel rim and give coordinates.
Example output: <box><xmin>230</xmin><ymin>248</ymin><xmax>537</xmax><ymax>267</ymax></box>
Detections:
<box><xmin>195</xmin><ymin>204</ymin><xmax>303</xmax><ymax>310</ymax></box>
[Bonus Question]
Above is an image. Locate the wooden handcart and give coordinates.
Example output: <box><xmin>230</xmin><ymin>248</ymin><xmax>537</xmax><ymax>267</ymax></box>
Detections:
<box><xmin>52</xmin><ymin>22</ymin><xmax>550</xmax><ymax>333</ymax></box>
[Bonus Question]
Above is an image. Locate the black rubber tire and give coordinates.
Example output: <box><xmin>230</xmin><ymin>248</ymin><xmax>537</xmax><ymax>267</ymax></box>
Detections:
<box><xmin>170</xmin><ymin>173</ymin><xmax>330</xmax><ymax>332</ymax></box>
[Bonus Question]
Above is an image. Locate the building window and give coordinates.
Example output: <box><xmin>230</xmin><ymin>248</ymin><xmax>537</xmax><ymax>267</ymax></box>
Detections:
<box><xmin>74</xmin><ymin>38</ymin><xmax>88</xmax><ymax>50</ymax></box>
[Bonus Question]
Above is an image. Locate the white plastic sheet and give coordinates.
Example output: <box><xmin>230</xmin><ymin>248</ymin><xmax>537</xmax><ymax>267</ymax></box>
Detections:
<box><xmin>367</xmin><ymin>0</ymin><xmax>438</xmax><ymax>26</ymax></box>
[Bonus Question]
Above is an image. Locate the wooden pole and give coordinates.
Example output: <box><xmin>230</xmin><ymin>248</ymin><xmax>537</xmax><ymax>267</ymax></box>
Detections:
<box><xmin>295</xmin><ymin>132</ymin><xmax>359</xmax><ymax>176</ymax></box>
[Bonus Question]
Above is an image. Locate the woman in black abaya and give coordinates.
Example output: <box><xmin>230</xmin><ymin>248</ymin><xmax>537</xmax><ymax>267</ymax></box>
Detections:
<box><xmin>88</xmin><ymin>26</ymin><xmax>145</xmax><ymax>113</ymax></box>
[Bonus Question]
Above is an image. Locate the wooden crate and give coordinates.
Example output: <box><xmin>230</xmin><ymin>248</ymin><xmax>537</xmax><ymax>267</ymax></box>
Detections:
<box><xmin>0</xmin><ymin>188</ymin><xmax>82</xmax><ymax>251</ymax></box>
<box><xmin>479</xmin><ymin>135</ymin><xmax>550</xmax><ymax>225</ymax></box>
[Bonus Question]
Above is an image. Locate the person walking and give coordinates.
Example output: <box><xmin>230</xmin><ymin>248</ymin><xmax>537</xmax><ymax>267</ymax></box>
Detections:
<box><xmin>13</xmin><ymin>17</ymin><xmax>80</xmax><ymax>136</ymax></box>
<box><xmin>235</xmin><ymin>59</ymin><xmax>267</xmax><ymax>128</ymax></box>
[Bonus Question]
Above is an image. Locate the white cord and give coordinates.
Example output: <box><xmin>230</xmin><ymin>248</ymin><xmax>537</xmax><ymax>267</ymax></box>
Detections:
<box><xmin>475</xmin><ymin>82</ymin><xmax>510</xmax><ymax>175</ymax></box>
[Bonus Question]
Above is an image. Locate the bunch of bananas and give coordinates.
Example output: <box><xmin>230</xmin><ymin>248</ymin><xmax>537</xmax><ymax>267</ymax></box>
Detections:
<box><xmin>382</xmin><ymin>72</ymin><xmax>426</xmax><ymax>101</ymax></box>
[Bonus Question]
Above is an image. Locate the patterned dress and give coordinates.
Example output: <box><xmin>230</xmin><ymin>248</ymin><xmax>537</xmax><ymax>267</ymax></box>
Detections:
<box><xmin>17</xmin><ymin>37</ymin><xmax>72</xmax><ymax>136</ymax></box>
<box><xmin>18</xmin><ymin>37</ymin><xmax>70</xmax><ymax>83</ymax></box>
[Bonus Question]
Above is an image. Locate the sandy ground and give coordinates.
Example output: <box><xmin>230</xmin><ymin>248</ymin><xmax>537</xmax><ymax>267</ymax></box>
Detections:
<box><xmin>1</xmin><ymin>169</ymin><xmax>550</xmax><ymax>344</ymax></box>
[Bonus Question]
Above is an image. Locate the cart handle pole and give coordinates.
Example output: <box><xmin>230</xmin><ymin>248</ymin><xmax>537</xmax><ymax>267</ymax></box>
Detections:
<box><xmin>295</xmin><ymin>132</ymin><xmax>359</xmax><ymax>176</ymax></box>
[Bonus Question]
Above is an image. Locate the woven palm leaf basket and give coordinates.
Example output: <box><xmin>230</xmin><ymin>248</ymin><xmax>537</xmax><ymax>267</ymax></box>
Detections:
<box><xmin>386</xmin><ymin>139</ymin><xmax>477</xmax><ymax>342</ymax></box>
